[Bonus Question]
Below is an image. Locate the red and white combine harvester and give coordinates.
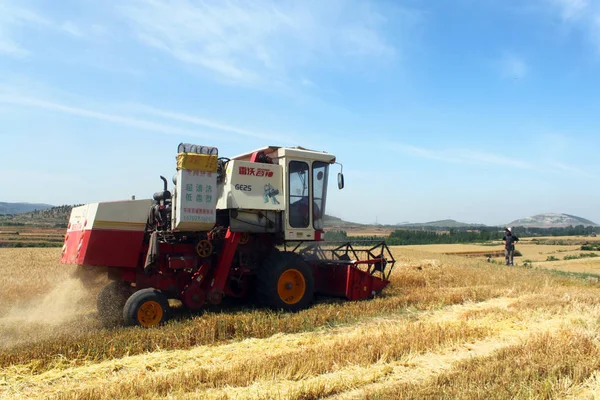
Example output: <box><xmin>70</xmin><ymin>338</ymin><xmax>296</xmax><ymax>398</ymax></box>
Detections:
<box><xmin>62</xmin><ymin>144</ymin><xmax>395</xmax><ymax>327</ymax></box>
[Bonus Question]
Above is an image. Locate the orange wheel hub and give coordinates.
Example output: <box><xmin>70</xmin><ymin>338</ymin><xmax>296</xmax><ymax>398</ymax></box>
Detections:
<box><xmin>137</xmin><ymin>301</ymin><xmax>163</xmax><ymax>327</ymax></box>
<box><xmin>277</xmin><ymin>269</ymin><xmax>306</xmax><ymax>305</ymax></box>
<box><xmin>239</xmin><ymin>232</ymin><xmax>250</xmax><ymax>245</ymax></box>
<box><xmin>196</xmin><ymin>240</ymin><xmax>213</xmax><ymax>258</ymax></box>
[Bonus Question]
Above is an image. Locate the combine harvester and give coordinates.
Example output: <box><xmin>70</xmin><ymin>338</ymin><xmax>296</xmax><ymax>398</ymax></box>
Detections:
<box><xmin>62</xmin><ymin>144</ymin><xmax>395</xmax><ymax>327</ymax></box>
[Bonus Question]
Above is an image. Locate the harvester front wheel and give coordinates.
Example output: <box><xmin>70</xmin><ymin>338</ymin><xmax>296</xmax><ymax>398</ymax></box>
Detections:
<box><xmin>97</xmin><ymin>281</ymin><xmax>130</xmax><ymax>327</ymax></box>
<box><xmin>123</xmin><ymin>289</ymin><xmax>171</xmax><ymax>327</ymax></box>
<box><xmin>256</xmin><ymin>252</ymin><xmax>314</xmax><ymax>312</ymax></box>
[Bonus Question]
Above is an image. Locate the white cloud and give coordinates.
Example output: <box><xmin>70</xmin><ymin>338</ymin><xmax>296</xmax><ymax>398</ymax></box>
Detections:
<box><xmin>551</xmin><ymin>0</ymin><xmax>590</xmax><ymax>20</ymax></box>
<box><xmin>131</xmin><ymin>104</ymin><xmax>296</xmax><ymax>143</ymax></box>
<box><xmin>0</xmin><ymin>94</ymin><xmax>227</xmax><ymax>140</ymax></box>
<box><xmin>543</xmin><ymin>0</ymin><xmax>600</xmax><ymax>53</ymax></box>
<box><xmin>0</xmin><ymin>91</ymin><xmax>305</xmax><ymax>145</ymax></box>
<box><xmin>60</xmin><ymin>21</ymin><xmax>84</xmax><ymax>38</ymax></box>
<box><xmin>0</xmin><ymin>38</ymin><xmax>29</xmax><ymax>58</ymax></box>
<box><xmin>456</xmin><ymin>149</ymin><xmax>533</xmax><ymax>169</ymax></box>
<box><xmin>0</xmin><ymin>1</ymin><xmax>50</xmax><ymax>58</ymax></box>
<box><xmin>500</xmin><ymin>53</ymin><xmax>528</xmax><ymax>79</ymax></box>
<box><xmin>117</xmin><ymin>0</ymin><xmax>400</xmax><ymax>85</ymax></box>
<box><xmin>549</xmin><ymin>161</ymin><xmax>597</xmax><ymax>178</ymax></box>
<box><xmin>0</xmin><ymin>1</ymin><xmax>89</xmax><ymax>58</ymax></box>
<box><xmin>392</xmin><ymin>143</ymin><xmax>463</xmax><ymax>164</ymax></box>
<box><xmin>300</xmin><ymin>78</ymin><xmax>318</xmax><ymax>89</ymax></box>
<box><xmin>391</xmin><ymin>142</ymin><xmax>535</xmax><ymax>169</ymax></box>
<box><xmin>389</xmin><ymin>141</ymin><xmax>595</xmax><ymax>176</ymax></box>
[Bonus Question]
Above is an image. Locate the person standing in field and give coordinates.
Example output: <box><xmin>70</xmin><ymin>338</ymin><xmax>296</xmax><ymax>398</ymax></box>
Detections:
<box><xmin>503</xmin><ymin>227</ymin><xmax>519</xmax><ymax>266</ymax></box>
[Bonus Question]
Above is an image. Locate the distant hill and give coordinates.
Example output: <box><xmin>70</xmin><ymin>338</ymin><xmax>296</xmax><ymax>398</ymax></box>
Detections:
<box><xmin>0</xmin><ymin>202</ymin><xmax>54</xmax><ymax>215</ymax></box>
<box><xmin>0</xmin><ymin>205</ymin><xmax>76</xmax><ymax>227</ymax></box>
<box><xmin>397</xmin><ymin>219</ymin><xmax>487</xmax><ymax>229</ymax></box>
<box><xmin>323</xmin><ymin>214</ymin><xmax>364</xmax><ymax>229</ymax></box>
<box><xmin>508</xmin><ymin>213</ymin><xmax>597</xmax><ymax>228</ymax></box>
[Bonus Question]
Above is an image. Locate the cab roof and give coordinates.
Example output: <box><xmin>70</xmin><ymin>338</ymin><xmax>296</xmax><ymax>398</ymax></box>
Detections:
<box><xmin>231</xmin><ymin>146</ymin><xmax>336</xmax><ymax>164</ymax></box>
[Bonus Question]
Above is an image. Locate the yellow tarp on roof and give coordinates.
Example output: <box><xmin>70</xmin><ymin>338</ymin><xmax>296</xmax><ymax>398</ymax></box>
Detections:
<box><xmin>177</xmin><ymin>153</ymin><xmax>218</xmax><ymax>172</ymax></box>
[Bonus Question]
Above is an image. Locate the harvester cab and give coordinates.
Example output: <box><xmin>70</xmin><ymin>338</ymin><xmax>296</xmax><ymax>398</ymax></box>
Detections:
<box><xmin>213</xmin><ymin>145</ymin><xmax>339</xmax><ymax>241</ymax></box>
<box><xmin>62</xmin><ymin>144</ymin><xmax>395</xmax><ymax>327</ymax></box>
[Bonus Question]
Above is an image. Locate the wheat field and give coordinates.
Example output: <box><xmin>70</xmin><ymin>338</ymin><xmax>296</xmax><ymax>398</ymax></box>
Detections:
<box><xmin>405</xmin><ymin>240</ymin><xmax>600</xmax><ymax>273</ymax></box>
<box><xmin>2</xmin><ymin>247</ymin><xmax>600</xmax><ymax>399</ymax></box>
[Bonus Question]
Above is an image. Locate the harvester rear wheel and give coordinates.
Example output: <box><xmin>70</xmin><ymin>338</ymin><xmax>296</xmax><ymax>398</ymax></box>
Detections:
<box><xmin>97</xmin><ymin>281</ymin><xmax>130</xmax><ymax>327</ymax></box>
<box><xmin>123</xmin><ymin>289</ymin><xmax>171</xmax><ymax>327</ymax></box>
<box><xmin>256</xmin><ymin>252</ymin><xmax>314</xmax><ymax>312</ymax></box>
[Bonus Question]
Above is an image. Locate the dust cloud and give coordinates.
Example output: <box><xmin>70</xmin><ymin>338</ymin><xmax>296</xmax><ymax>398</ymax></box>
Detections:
<box><xmin>0</xmin><ymin>275</ymin><xmax>102</xmax><ymax>349</ymax></box>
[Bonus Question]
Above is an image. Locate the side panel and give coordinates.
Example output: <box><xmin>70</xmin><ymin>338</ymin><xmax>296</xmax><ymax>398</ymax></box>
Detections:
<box><xmin>217</xmin><ymin>160</ymin><xmax>283</xmax><ymax>211</ymax></box>
<box><xmin>92</xmin><ymin>200</ymin><xmax>151</xmax><ymax>230</ymax></box>
<box><xmin>174</xmin><ymin>169</ymin><xmax>217</xmax><ymax>231</ymax></box>
<box><xmin>228</xmin><ymin>209</ymin><xmax>281</xmax><ymax>233</ymax></box>
<box><xmin>61</xmin><ymin>200</ymin><xmax>150</xmax><ymax>268</ymax></box>
<box><xmin>79</xmin><ymin>229</ymin><xmax>145</xmax><ymax>268</ymax></box>
<box><xmin>61</xmin><ymin>203</ymin><xmax>96</xmax><ymax>265</ymax></box>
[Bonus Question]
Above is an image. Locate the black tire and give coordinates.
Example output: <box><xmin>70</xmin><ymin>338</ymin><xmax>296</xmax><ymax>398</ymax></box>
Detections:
<box><xmin>97</xmin><ymin>281</ymin><xmax>130</xmax><ymax>327</ymax></box>
<box><xmin>123</xmin><ymin>288</ymin><xmax>171</xmax><ymax>327</ymax></box>
<box><xmin>256</xmin><ymin>251</ymin><xmax>314</xmax><ymax>312</ymax></box>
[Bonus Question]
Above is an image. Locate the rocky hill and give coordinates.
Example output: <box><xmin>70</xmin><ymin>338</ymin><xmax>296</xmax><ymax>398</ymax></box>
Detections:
<box><xmin>0</xmin><ymin>202</ymin><xmax>54</xmax><ymax>215</ymax></box>
<box><xmin>508</xmin><ymin>213</ymin><xmax>597</xmax><ymax>228</ymax></box>
<box><xmin>323</xmin><ymin>214</ymin><xmax>365</xmax><ymax>229</ymax></box>
<box><xmin>0</xmin><ymin>205</ymin><xmax>76</xmax><ymax>227</ymax></box>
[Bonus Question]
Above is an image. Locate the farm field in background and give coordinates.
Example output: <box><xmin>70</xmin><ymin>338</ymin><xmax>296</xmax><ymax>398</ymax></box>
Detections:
<box><xmin>403</xmin><ymin>238</ymin><xmax>600</xmax><ymax>275</ymax></box>
<box><xmin>521</xmin><ymin>235</ymin><xmax>600</xmax><ymax>242</ymax></box>
<box><xmin>3</xmin><ymin>246</ymin><xmax>600</xmax><ymax>399</ymax></box>
<box><xmin>0</xmin><ymin>228</ymin><xmax>64</xmax><ymax>248</ymax></box>
<box><xmin>338</xmin><ymin>227</ymin><xmax>395</xmax><ymax>237</ymax></box>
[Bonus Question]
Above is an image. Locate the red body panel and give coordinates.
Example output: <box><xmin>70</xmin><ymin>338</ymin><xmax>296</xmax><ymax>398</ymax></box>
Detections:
<box><xmin>61</xmin><ymin>229</ymin><xmax>145</xmax><ymax>268</ymax></box>
<box><xmin>213</xmin><ymin>231</ymin><xmax>241</xmax><ymax>287</ymax></box>
<box><xmin>312</xmin><ymin>263</ymin><xmax>389</xmax><ymax>301</ymax></box>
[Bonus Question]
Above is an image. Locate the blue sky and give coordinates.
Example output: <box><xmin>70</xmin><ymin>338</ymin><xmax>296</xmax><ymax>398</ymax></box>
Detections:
<box><xmin>1</xmin><ymin>0</ymin><xmax>599</xmax><ymax>225</ymax></box>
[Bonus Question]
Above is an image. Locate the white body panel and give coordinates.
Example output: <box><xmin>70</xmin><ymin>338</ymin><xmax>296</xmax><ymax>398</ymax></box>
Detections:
<box><xmin>174</xmin><ymin>169</ymin><xmax>217</xmax><ymax>230</ymax></box>
<box><xmin>216</xmin><ymin>160</ymin><xmax>283</xmax><ymax>210</ymax></box>
<box><xmin>68</xmin><ymin>200</ymin><xmax>152</xmax><ymax>232</ymax></box>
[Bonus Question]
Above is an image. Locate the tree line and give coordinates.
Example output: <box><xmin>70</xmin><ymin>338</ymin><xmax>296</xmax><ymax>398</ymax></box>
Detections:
<box><xmin>325</xmin><ymin>225</ymin><xmax>600</xmax><ymax>245</ymax></box>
